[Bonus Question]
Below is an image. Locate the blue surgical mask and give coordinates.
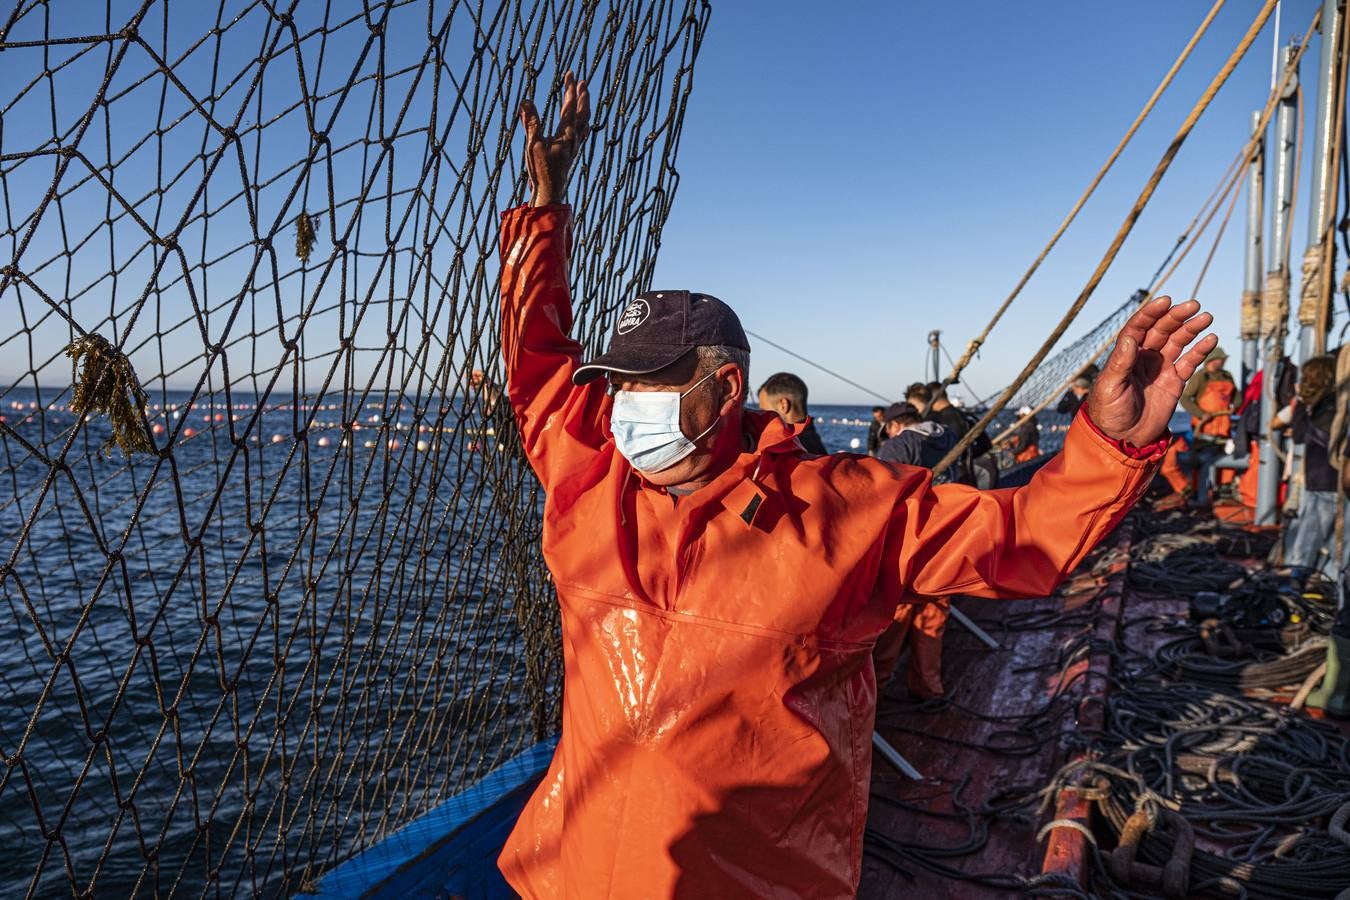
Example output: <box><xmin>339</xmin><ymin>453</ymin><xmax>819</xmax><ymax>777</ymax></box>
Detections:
<box><xmin>610</xmin><ymin>370</ymin><xmax>721</xmax><ymax>473</ymax></box>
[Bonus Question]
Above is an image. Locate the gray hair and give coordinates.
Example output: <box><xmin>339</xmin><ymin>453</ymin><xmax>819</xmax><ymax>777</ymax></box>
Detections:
<box><xmin>695</xmin><ymin>344</ymin><xmax>750</xmax><ymax>384</ymax></box>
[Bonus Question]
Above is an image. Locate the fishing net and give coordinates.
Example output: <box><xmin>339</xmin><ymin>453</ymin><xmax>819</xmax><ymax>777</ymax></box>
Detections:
<box><xmin>0</xmin><ymin>0</ymin><xmax>708</xmax><ymax>894</ymax></box>
<box><xmin>985</xmin><ymin>291</ymin><xmax>1143</xmax><ymax>415</ymax></box>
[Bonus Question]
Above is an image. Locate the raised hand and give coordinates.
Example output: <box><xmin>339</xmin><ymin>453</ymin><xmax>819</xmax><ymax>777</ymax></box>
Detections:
<box><xmin>1088</xmin><ymin>296</ymin><xmax>1216</xmax><ymax>447</ymax></box>
<box><xmin>520</xmin><ymin>71</ymin><xmax>591</xmax><ymax>207</ymax></box>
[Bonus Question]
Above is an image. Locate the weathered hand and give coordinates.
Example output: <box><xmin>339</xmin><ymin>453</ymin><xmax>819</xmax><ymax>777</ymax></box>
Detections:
<box><xmin>1087</xmin><ymin>296</ymin><xmax>1216</xmax><ymax>447</ymax></box>
<box><xmin>520</xmin><ymin>71</ymin><xmax>591</xmax><ymax>207</ymax></box>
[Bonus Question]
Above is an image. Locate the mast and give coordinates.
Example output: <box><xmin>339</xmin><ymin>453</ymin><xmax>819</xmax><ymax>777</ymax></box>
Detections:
<box><xmin>1258</xmin><ymin>45</ymin><xmax>1300</xmax><ymax>525</ymax></box>
<box><xmin>1242</xmin><ymin>110</ymin><xmax>1265</xmax><ymax>390</ymax></box>
<box><xmin>1300</xmin><ymin>0</ymin><xmax>1344</xmax><ymax>361</ymax></box>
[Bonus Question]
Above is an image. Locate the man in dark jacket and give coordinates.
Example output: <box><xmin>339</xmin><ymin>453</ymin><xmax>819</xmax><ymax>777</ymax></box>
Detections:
<box><xmin>867</xmin><ymin>406</ymin><xmax>886</xmax><ymax>455</ymax></box>
<box><xmin>877</xmin><ymin>402</ymin><xmax>957</xmax><ymax>478</ymax></box>
<box><xmin>758</xmin><ymin>371</ymin><xmax>828</xmax><ymax>454</ymax></box>
<box><xmin>1057</xmin><ymin>375</ymin><xmax>1093</xmax><ymax>417</ymax></box>
<box><xmin>923</xmin><ymin>382</ymin><xmax>999</xmax><ymax>487</ymax></box>
<box><xmin>923</xmin><ymin>382</ymin><xmax>969</xmax><ymax>439</ymax></box>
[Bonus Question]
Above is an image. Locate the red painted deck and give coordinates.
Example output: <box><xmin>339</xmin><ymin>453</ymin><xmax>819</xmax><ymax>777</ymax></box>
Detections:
<box><xmin>859</xmin><ymin>530</ymin><xmax>1132</xmax><ymax>898</ymax></box>
<box><xmin>858</xmin><ymin>499</ymin><xmax>1349</xmax><ymax>898</ymax></box>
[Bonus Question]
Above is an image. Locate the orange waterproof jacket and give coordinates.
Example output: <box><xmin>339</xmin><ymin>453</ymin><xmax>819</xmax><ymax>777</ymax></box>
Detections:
<box><xmin>496</xmin><ymin>205</ymin><xmax>1164</xmax><ymax>899</ymax></box>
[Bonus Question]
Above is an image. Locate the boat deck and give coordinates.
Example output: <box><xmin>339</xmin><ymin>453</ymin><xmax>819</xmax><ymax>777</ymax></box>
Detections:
<box><xmin>859</xmin><ymin>529</ymin><xmax>1129</xmax><ymax>898</ymax></box>
<box><xmin>860</xmin><ymin>497</ymin><xmax>1349</xmax><ymax>898</ymax></box>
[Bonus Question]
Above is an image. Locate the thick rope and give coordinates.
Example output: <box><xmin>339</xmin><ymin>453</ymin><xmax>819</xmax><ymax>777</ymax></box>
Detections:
<box><xmin>941</xmin><ymin>0</ymin><xmax>1227</xmax><ymax>387</ymax></box>
<box><xmin>1301</xmin><ymin>246</ymin><xmax>1325</xmax><ymax>325</ymax></box>
<box><xmin>991</xmin><ymin>151</ymin><xmax>1252</xmax><ymax>447</ymax></box>
<box><xmin>1264</xmin><ymin>271</ymin><xmax>1291</xmax><ymax>337</ymax></box>
<box><xmin>1314</xmin><ymin>2</ymin><xmax>1350</xmax><ymax>356</ymax></box>
<box><xmin>935</xmin><ymin>0</ymin><xmax>1297</xmax><ymax>478</ymax></box>
<box><xmin>1242</xmin><ymin>289</ymin><xmax>1263</xmax><ymax>339</ymax></box>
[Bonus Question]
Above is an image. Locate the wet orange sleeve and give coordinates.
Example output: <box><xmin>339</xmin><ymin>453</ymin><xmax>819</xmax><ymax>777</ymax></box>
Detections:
<box><xmin>500</xmin><ymin>204</ymin><xmax>609</xmax><ymax>489</ymax></box>
<box><xmin>879</xmin><ymin>412</ymin><xmax>1162</xmax><ymax>601</ymax></box>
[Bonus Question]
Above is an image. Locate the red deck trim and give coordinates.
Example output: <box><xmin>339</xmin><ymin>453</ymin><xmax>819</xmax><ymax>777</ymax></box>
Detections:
<box><xmin>1038</xmin><ymin>524</ymin><xmax>1132</xmax><ymax>885</ymax></box>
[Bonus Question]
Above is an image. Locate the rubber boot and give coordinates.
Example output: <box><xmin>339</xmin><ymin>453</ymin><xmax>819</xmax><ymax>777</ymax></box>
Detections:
<box><xmin>1308</xmin><ymin>604</ymin><xmax>1350</xmax><ymax>716</ymax></box>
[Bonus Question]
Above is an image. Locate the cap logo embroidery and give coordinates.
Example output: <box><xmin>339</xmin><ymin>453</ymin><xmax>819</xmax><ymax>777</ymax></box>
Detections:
<box><xmin>616</xmin><ymin>298</ymin><xmax>650</xmax><ymax>335</ymax></box>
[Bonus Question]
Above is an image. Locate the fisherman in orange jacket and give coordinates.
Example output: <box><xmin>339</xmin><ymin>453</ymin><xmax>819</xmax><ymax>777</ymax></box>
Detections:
<box><xmin>497</xmin><ymin>73</ymin><xmax>1217</xmax><ymax>900</ymax></box>
<box><xmin>1160</xmin><ymin>346</ymin><xmax>1238</xmax><ymax>500</ymax></box>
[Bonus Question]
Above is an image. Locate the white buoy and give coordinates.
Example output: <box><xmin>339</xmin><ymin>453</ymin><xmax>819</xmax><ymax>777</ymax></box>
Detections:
<box><xmin>850</xmin><ymin>437</ymin><xmax>861</xmax><ymax>449</ymax></box>
<box><xmin>317</xmin><ymin>436</ymin><xmax>331</xmax><ymax>447</ymax></box>
<box><xmin>271</xmin><ymin>434</ymin><xmax>284</xmax><ymax>444</ymax></box>
<box><xmin>416</xmin><ymin>440</ymin><xmax>429</xmax><ymax>452</ymax></box>
<box><xmin>363</xmin><ymin>440</ymin><xmax>376</xmax><ymax>449</ymax></box>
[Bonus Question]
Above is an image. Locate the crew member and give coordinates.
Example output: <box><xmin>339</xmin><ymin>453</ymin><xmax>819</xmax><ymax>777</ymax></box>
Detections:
<box><xmin>905</xmin><ymin>381</ymin><xmax>932</xmax><ymax>414</ymax></box>
<box><xmin>758</xmin><ymin>371</ymin><xmax>828</xmax><ymax>454</ymax></box>
<box><xmin>1184</xmin><ymin>346</ymin><xmax>1237</xmax><ymax>487</ymax></box>
<box><xmin>922</xmin><ymin>381</ymin><xmax>968</xmax><ymax>439</ymax></box>
<box><xmin>497</xmin><ymin>73</ymin><xmax>1212</xmax><ymax>899</ymax></box>
<box><xmin>873</xmin><ymin>400</ymin><xmax>956</xmax><ymax>699</ymax></box>
<box><xmin>1287</xmin><ymin>356</ymin><xmax>1343</xmax><ymax>579</ymax></box>
<box><xmin>876</xmin><ymin>401</ymin><xmax>956</xmax><ymax>475</ymax></box>
<box><xmin>867</xmin><ymin>405</ymin><xmax>887</xmax><ymax>455</ymax></box>
<box><xmin>1008</xmin><ymin>406</ymin><xmax>1041</xmax><ymax>463</ymax></box>
<box><xmin>1057</xmin><ymin>370</ymin><xmax>1096</xmax><ymax>417</ymax></box>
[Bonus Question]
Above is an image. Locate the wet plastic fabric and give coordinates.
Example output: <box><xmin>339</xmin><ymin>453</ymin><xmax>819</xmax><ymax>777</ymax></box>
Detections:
<box><xmin>1160</xmin><ymin>436</ymin><xmax>1192</xmax><ymax>495</ymax></box>
<box><xmin>496</xmin><ymin>205</ymin><xmax>1164</xmax><ymax>900</ymax></box>
<box><xmin>871</xmin><ymin>596</ymin><xmax>949</xmax><ymax>699</ymax></box>
<box><xmin>1197</xmin><ymin>379</ymin><xmax>1236</xmax><ymax>486</ymax></box>
<box><xmin>1194</xmin><ymin>377</ymin><xmax>1236</xmax><ymax>438</ymax></box>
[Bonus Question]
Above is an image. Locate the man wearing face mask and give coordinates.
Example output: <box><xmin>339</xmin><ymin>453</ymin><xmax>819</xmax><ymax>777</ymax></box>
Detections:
<box><xmin>498</xmin><ymin>73</ymin><xmax>1219</xmax><ymax>900</ymax></box>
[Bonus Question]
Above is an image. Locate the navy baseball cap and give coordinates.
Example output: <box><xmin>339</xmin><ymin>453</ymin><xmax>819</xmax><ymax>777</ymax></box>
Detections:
<box><xmin>882</xmin><ymin>401</ymin><xmax>921</xmax><ymax>424</ymax></box>
<box><xmin>572</xmin><ymin>290</ymin><xmax>750</xmax><ymax>385</ymax></box>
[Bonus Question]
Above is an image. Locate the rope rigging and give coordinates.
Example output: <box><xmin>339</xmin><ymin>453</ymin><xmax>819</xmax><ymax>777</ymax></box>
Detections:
<box><xmin>941</xmin><ymin>0</ymin><xmax>1229</xmax><ymax>390</ymax></box>
<box><xmin>937</xmin><ymin>0</ymin><xmax>1314</xmax><ymax>477</ymax></box>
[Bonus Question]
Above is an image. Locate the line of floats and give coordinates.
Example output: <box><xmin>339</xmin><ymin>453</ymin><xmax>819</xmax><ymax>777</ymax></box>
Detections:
<box><xmin>1</xmin><ymin>401</ymin><xmax>1075</xmax><ymax>452</ymax></box>
<box><xmin>1</xmin><ymin>399</ymin><xmax>497</xmax><ymax>452</ymax></box>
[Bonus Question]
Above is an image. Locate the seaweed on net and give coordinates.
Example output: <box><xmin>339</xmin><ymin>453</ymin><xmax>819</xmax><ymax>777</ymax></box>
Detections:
<box><xmin>65</xmin><ymin>333</ymin><xmax>154</xmax><ymax>457</ymax></box>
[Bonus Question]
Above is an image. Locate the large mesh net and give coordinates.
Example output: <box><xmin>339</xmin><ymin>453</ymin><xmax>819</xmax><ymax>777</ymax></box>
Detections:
<box><xmin>985</xmin><ymin>291</ymin><xmax>1144</xmax><ymax>414</ymax></box>
<box><xmin>0</xmin><ymin>0</ymin><xmax>708</xmax><ymax>894</ymax></box>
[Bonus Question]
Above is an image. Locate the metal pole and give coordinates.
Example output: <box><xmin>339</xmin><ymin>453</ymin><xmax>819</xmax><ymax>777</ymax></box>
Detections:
<box><xmin>1259</xmin><ymin>49</ymin><xmax>1300</xmax><ymax>525</ymax></box>
<box><xmin>927</xmin><ymin>330</ymin><xmax>941</xmax><ymax>384</ymax></box>
<box><xmin>947</xmin><ymin>606</ymin><xmax>1001</xmax><ymax>650</ymax></box>
<box><xmin>1300</xmin><ymin>0</ymin><xmax>1343</xmax><ymax>362</ymax></box>
<box><xmin>872</xmin><ymin>732</ymin><xmax>923</xmax><ymax>780</ymax></box>
<box><xmin>1242</xmin><ymin>110</ymin><xmax>1265</xmax><ymax>389</ymax></box>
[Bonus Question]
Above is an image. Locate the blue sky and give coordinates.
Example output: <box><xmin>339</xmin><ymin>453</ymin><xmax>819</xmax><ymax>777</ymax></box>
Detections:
<box><xmin>655</xmin><ymin>1</ymin><xmax>1329</xmax><ymax>405</ymax></box>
